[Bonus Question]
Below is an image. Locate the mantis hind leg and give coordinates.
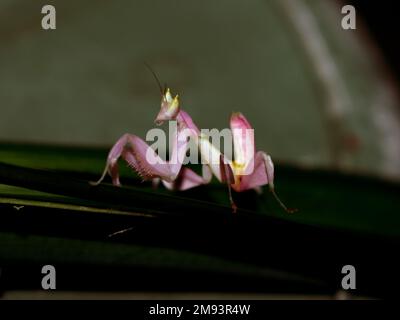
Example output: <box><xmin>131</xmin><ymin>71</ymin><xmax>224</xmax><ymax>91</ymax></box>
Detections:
<box><xmin>219</xmin><ymin>155</ymin><xmax>237</xmax><ymax>213</ymax></box>
<box><xmin>260</xmin><ymin>151</ymin><xmax>297</xmax><ymax>213</ymax></box>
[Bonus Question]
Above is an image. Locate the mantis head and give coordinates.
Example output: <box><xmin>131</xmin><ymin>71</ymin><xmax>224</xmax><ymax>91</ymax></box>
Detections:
<box><xmin>155</xmin><ymin>88</ymin><xmax>180</xmax><ymax>126</ymax></box>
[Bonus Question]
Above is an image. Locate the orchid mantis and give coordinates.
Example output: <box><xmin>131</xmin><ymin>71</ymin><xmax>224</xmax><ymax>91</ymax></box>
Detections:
<box><xmin>93</xmin><ymin>86</ymin><xmax>293</xmax><ymax>213</ymax></box>
<box><xmin>92</xmin><ymin>88</ymin><xmax>212</xmax><ymax>191</ymax></box>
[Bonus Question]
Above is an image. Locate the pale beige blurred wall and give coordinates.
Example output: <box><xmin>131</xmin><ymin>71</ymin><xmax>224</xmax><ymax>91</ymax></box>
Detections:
<box><xmin>1</xmin><ymin>0</ymin><xmax>399</xmax><ymax>178</ymax></box>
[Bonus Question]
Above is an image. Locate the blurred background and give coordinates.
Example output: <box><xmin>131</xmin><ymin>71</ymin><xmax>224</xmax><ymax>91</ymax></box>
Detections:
<box><xmin>1</xmin><ymin>0</ymin><xmax>399</xmax><ymax>179</ymax></box>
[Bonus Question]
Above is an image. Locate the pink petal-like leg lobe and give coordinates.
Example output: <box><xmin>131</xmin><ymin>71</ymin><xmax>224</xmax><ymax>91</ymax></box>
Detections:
<box><xmin>162</xmin><ymin>165</ymin><xmax>212</xmax><ymax>191</ymax></box>
<box><xmin>92</xmin><ymin>133</ymin><xmax>176</xmax><ymax>186</ymax></box>
<box><xmin>230</xmin><ymin>112</ymin><xmax>255</xmax><ymax>171</ymax></box>
<box><xmin>122</xmin><ymin>135</ymin><xmax>174</xmax><ymax>181</ymax></box>
<box><xmin>92</xmin><ymin>127</ymin><xmax>201</xmax><ymax>188</ymax></box>
<box><xmin>162</xmin><ymin>166</ymin><xmax>207</xmax><ymax>191</ymax></box>
<box><xmin>231</xmin><ymin>151</ymin><xmax>269</xmax><ymax>192</ymax></box>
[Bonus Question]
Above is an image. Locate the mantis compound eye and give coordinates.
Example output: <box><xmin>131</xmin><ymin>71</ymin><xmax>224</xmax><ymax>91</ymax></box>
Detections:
<box><xmin>164</xmin><ymin>88</ymin><xmax>173</xmax><ymax>103</ymax></box>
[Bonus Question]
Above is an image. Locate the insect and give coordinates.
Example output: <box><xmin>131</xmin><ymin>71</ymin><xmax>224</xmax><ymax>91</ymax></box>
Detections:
<box><xmin>93</xmin><ymin>70</ymin><xmax>294</xmax><ymax>213</ymax></box>
<box><xmin>92</xmin><ymin>86</ymin><xmax>214</xmax><ymax>191</ymax></box>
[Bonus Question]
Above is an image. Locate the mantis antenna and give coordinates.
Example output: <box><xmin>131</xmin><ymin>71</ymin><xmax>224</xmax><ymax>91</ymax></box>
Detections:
<box><xmin>144</xmin><ymin>62</ymin><xmax>166</xmax><ymax>95</ymax></box>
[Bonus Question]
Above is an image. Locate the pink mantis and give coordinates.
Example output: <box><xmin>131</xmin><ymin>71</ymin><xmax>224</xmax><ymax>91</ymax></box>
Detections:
<box><xmin>93</xmin><ymin>86</ymin><xmax>294</xmax><ymax>213</ymax></box>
